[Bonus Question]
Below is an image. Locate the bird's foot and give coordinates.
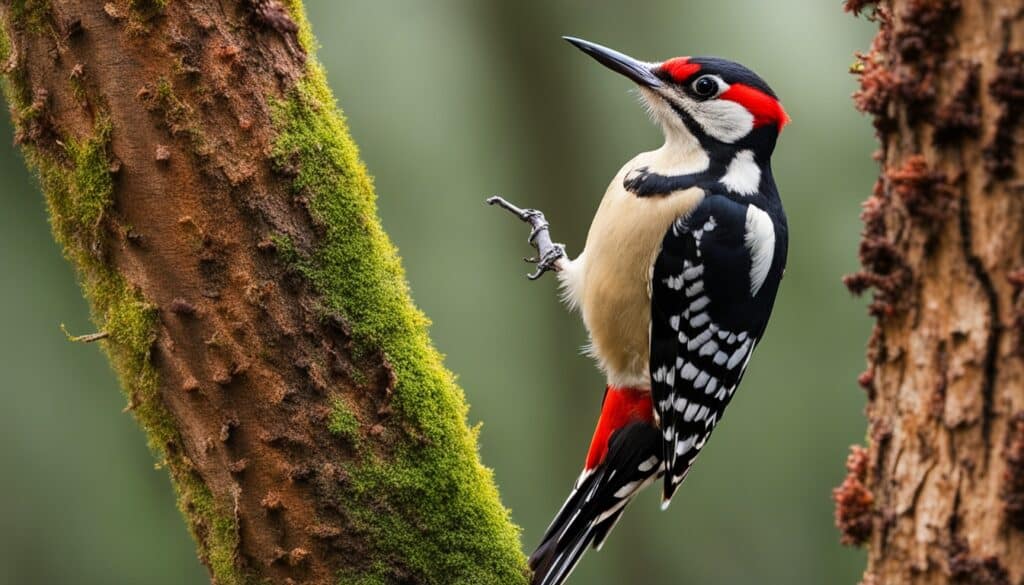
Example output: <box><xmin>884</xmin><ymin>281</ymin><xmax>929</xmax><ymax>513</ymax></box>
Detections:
<box><xmin>486</xmin><ymin>196</ymin><xmax>566</xmax><ymax>280</ymax></box>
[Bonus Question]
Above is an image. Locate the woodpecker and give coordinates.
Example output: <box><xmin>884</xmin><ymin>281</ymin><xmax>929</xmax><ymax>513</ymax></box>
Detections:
<box><xmin>488</xmin><ymin>37</ymin><xmax>788</xmax><ymax>585</ymax></box>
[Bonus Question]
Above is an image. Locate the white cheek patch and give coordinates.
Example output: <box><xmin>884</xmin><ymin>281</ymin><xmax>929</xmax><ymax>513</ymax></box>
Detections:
<box><xmin>744</xmin><ymin>205</ymin><xmax>776</xmax><ymax>297</ymax></box>
<box><xmin>720</xmin><ymin>150</ymin><xmax>761</xmax><ymax>195</ymax></box>
<box><xmin>691</xmin><ymin>99</ymin><xmax>755</xmax><ymax>143</ymax></box>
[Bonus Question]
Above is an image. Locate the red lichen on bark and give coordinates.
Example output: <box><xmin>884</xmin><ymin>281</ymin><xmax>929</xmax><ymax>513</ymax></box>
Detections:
<box><xmin>844</xmin><ymin>1</ymin><xmax>1024</xmax><ymax>583</ymax></box>
<box><xmin>888</xmin><ymin>154</ymin><xmax>954</xmax><ymax>225</ymax></box>
<box><xmin>857</xmin><ymin>367</ymin><xmax>876</xmax><ymax>398</ymax></box>
<box><xmin>843</xmin><ymin>178</ymin><xmax>913</xmax><ymax>318</ymax></box>
<box><xmin>834</xmin><ymin>445</ymin><xmax>875</xmax><ymax>546</ymax></box>
<box><xmin>852</xmin><ymin>10</ymin><xmax>896</xmax><ymax>132</ymax></box>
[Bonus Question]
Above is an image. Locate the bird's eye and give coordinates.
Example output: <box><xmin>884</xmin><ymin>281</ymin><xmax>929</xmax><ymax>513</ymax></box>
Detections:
<box><xmin>692</xmin><ymin>75</ymin><xmax>720</xmax><ymax>98</ymax></box>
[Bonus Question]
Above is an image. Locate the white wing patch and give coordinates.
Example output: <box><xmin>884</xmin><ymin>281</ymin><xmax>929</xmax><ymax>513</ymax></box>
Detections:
<box><xmin>744</xmin><ymin>205</ymin><xmax>776</xmax><ymax>297</ymax></box>
<box><xmin>721</xmin><ymin>150</ymin><xmax>761</xmax><ymax>196</ymax></box>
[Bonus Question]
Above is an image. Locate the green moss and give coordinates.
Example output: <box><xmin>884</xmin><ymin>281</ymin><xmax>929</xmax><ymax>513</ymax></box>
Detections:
<box><xmin>272</xmin><ymin>3</ymin><xmax>527</xmax><ymax>583</ymax></box>
<box><xmin>0</xmin><ymin>60</ymin><xmax>247</xmax><ymax>582</ymax></box>
<box><xmin>2</xmin><ymin>1</ymin><xmax>524</xmax><ymax>581</ymax></box>
<box><xmin>131</xmin><ymin>0</ymin><xmax>168</xmax><ymax>8</ymax></box>
<box><xmin>69</xmin><ymin>74</ymin><xmax>86</xmax><ymax>103</ymax></box>
<box><xmin>337</xmin><ymin>563</ymin><xmax>390</xmax><ymax>585</ymax></box>
<box><xmin>271</xmin><ymin>233</ymin><xmax>302</xmax><ymax>267</ymax></box>
<box><xmin>0</xmin><ymin>25</ymin><xmax>10</xmax><ymax>64</ymax></box>
<box><xmin>10</xmin><ymin>0</ymin><xmax>50</xmax><ymax>32</ymax></box>
<box><xmin>146</xmin><ymin>77</ymin><xmax>207</xmax><ymax>155</ymax></box>
<box><xmin>126</xmin><ymin>0</ymin><xmax>167</xmax><ymax>29</ymax></box>
<box><xmin>38</xmin><ymin>118</ymin><xmax>113</xmax><ymax>255</ymax></box>
<box><xmin>328</xmin><ymin>398</ymin><xmax>361</xmax><ymax>442</ymax></box>
<box><xmin>0</xmin><ymin>10</ymin><xmax>30</xmax><ymax>114</ymax></box>
<box><xmin>37</xmin><ymin>158</ymin><xmax>243</xmax><ymax>585</ymax></box>
<box><xmin>181</xmin><ymin>475</ymin><xmax>242</xmax><ymax>583</ymax></box>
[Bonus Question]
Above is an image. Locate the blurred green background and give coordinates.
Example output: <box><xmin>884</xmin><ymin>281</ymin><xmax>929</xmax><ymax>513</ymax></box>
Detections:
<box><xmin>0</xmin><ymin>1</ymin><xmax>876</xmax><ymax>583</ymax></box>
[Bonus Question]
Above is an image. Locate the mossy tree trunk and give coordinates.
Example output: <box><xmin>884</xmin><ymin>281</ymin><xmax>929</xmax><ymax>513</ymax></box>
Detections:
<box><xmin>0</xmin><ymin>1</ymin><xmax>527</xmax><ymax>583</ymax></box>
<box><xmin>837</xmin><ymin>1</ymin><xmax>1024</xmax><ymax>584</ymax></box>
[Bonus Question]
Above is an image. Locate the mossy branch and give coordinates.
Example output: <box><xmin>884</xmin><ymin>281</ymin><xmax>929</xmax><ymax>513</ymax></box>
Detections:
<box><xmin>0</xmin><ymin>0</ymin><xmax>527</xmax><ymax>583</ymax></box>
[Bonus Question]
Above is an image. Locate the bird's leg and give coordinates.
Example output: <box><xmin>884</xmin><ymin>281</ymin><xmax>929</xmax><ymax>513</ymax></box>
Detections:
<box><xmin>486</xmin><ymin>195</ymin><xmax>566</xmax><ymax>280</ymax></box>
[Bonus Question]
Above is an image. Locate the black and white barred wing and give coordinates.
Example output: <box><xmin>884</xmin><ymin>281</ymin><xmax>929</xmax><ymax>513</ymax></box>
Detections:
<box><xmin>650</xmin><ymin>194</ymin><xmax>781</xmax><ymax>503</ymax></box>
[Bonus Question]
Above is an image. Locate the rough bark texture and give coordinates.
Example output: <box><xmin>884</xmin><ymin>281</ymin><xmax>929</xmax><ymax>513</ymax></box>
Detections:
<box><xmin>0</xmin><ymin>1</ymin><xmax>526</xmax><ymax>584</ymax></box>
<box><xmin>838</xmin><ymin>1</ymin><xmax>1024</xmax><ymax>584</ymax></box>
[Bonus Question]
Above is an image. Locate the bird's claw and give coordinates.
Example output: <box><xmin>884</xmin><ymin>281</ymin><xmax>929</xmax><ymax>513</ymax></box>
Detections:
<box><xmin>487</xmin><ymin>195</ymin><xmax>565</xmax><ymax>281</ymax></box>
<box><xmin>526</xmin><ymin>243</ymin><xmax>566</xmax><ymax>280</ymax></box>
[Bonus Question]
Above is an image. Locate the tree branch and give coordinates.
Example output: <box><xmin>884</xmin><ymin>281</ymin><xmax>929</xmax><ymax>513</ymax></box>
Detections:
<box><xmin>0</xmin><ymin>1</ymin><xmax>527</xmax><ymax>583</ymax></box>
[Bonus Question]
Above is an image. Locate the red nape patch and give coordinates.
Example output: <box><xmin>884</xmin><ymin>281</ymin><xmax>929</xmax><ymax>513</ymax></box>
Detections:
<box><xmin>721</xmin><ymin>83</ymin><xmax>791</xmax><ymax>131</ymax></box>
<box><xmin>584</xmin><ymin>386</ymin><xmax>654</xmax><ymax>470</ymax></box>
<box><xmin>661</xmin><ymin>57</ymin><xmax>700</xmax><ymax>82</ymax></box>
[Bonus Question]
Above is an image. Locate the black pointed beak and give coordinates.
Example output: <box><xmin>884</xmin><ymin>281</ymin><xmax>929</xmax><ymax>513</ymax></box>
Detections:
<box><xmin>563</xmin><ymin>36</ymin><xmax>664</xmax><ymax>89</ymax></box>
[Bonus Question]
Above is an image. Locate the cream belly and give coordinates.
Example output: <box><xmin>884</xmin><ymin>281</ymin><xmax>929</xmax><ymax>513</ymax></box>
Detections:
<box><xmin>559</xmin><ymin>147</ymin><xmax>706</xmax><ymax>388</ymax></box>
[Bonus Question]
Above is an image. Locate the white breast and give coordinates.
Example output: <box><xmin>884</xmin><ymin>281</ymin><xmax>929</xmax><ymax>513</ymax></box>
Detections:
<box><xmin>562</xmin><ymin>145</ymin><xmax>707</xmax><ymax>388</ymax></box>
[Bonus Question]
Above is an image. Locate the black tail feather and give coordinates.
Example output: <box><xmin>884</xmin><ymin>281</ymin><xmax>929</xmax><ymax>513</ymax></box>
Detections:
<box><xmin>591</xmin><ymin>506</ymin><xmax>627</xmax><ymax>551</ymax></box>
<box><xmin>528</xmin><ymin>422</ymin><xmax>661</xmax><ymax>585</ymax></box>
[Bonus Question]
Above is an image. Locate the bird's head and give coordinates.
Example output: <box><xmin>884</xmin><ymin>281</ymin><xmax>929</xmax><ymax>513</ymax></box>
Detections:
<box><xmin>565</xmin><ymin>37</ymin><xmax>788</xmax><ymax>160</ymax></box>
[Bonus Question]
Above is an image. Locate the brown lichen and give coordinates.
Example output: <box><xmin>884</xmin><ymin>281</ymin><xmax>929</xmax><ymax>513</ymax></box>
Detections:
<box><xmin>887</xmin><ymin>0</ymin><xmax>960</xmax><ymax>121</ymax></box>
<box><xmin>844</xmin><ymin>236</ymin><xmax>912</xmax><ymax>318</ymax></box>
<box><xmin>843</xmin><ymin>154</ymin><xmax>956</xmax><ymax>318</ymax></box>
<box><xmin>857</xmin><ymin>367</ymin><xmax>876</xmax><ymax>400</ymax></box>
<box><xmin>155</xmin><ymin>144</ymin><xmax>171</xmax><ymax>162</ymax></box>
<box><xmin>260</xmin><ymin>491</ymin><xmax>285</xmax><ymax>512</ymax></box>
<box><xmin>1001</xmin><ymin>412</ymin><xmax>1024</xmax><ymax>530</ymax></box>
<box><xmin>948</xmin><ymin>541</ymin><xmax>1010</xmax><ymax>585</ymax></box>
<box><xmin>1008</xmin><ymin>269</ymin><xmax>1024</xmax><ymax>355</ymax></box>
<box><xmin>851</xmin><ymin>9</ymin><xmax>896</xmax><ymax>133</ymax></box>
<box><xmin>934</xmin><ymin>61</ymin><xmax>981</xmax><ymax>143</ymax></box>
<box><xmin>852</xmin><ymin>0</ymin><xmax>961</xmax><ymax>130</ymax></box>
<box><xmin>888</xmin><ymin>154</ymin><xmax>954</xmax><ymax>225</ymax></box>
<box><xmin>182</xmin><ymin>376</ymin><xmax>200</xmax><ymax>393</ymax></box>
<box><xmin>894</xmin><ymin>0</ymin><xmax>960</xmax><ymax>61</ymax></box>
<box><xmin>983</xmin><ymin>50</ymin><xmax>1024</xmax><ymax>179</ymax></box>
<box><xmin>833</xmin><ymin>445</ymin><xmax>874</xmax><ymax>546</ymax></box>
<box><xmin>170</xmin><ymin>297</ymin><xmax>197</xmax><ymax>316</ymax></box>
<box><xmin>844</xmin><ymin>0</ymin><xmax>878</xmax><ymax>17</ymax></box>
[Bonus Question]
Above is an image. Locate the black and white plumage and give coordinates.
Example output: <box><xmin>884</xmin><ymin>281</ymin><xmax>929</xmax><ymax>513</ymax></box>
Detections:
<box><xmin>528</xmin><ymin>422</ymin><xmax>662</xmax><ymax>585</ymax></box>
<box><xmin>490</xmin><ymin>37</ymin><xmax>790</xmax><ymax>585</ymax></box>
<box><xmin>651</xmin><ymin>193</ymin><xmax>786</xmax><ymax>502</ymax></box>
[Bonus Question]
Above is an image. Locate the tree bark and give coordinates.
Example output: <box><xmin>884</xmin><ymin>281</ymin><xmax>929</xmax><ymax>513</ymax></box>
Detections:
<box><xmin>0</xmin><ymin>1</ymin><xmax>526</xmax><ymax>584</ymax></box>
<box><xmin>837</xmin><ymin>1</ymin><xmax>1024</xmax><ymax>584</ymax></box>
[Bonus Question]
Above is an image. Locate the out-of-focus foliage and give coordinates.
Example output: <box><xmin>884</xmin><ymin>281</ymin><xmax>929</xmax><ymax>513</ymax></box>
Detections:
<box><xmin>0</xmin><ymin>1</ymin><xmax>875</xmax><ymax>583</ymax></box>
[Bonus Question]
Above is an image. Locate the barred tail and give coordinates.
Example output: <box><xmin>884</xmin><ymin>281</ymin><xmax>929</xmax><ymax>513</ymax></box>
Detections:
<box><xmin>528</xmin><ymin>421</ymin><xmax>661</xmax><ymax>585</ymax></box>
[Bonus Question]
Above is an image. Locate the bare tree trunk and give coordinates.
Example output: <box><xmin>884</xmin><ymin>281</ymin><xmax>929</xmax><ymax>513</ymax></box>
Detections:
<box><xmin>837</xmin><ymin>1</ymin><xmax>1024</xmax><ymax>583</ymax></box>
<box><xmin>0</xmin><ymin>1</ymin><xmax>526</xmax><ymax>583</ymax></box>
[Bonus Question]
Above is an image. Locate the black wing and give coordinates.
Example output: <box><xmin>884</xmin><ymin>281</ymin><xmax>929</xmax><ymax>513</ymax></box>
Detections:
<box><xmin>650</xmin><ymin>194</ymin><xmax>786</xmax><ymax>503</ymax></box>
